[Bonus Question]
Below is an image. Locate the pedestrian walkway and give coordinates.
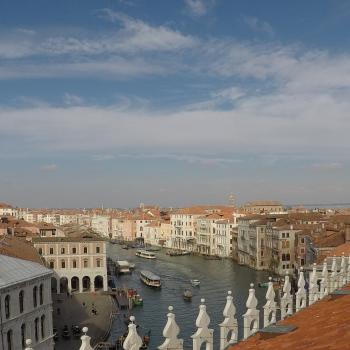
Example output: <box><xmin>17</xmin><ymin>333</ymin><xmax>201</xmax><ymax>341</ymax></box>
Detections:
<box><xmin>53</xmin><ymin>292</ymin><xmax>115</xmax><ymax>350</ymax></box>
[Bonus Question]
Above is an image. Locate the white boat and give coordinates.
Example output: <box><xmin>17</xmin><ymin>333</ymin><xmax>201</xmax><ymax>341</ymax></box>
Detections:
<box><xmin>190</xmin><ymin>279</ymin><xmax>200</xmax><ymax>287</ymax></box>
<box><xmin>116</xmin><ymin>260</ymin><xmax>131</xmax><ymax>274</ymax></box>
<box><xmin>135</xmin><ymin>250</ymin><xmax>156</xmax><ymax>259</ymax></box>
<box><xmin>140</xmin><ymin>270</ymin><xmax>161</xmax><ymax>288</ymax></box>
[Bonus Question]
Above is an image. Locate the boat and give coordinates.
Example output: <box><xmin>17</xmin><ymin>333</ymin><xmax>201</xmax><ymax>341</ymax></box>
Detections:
<box><xmin>116</xmin><ymin>260</ymin><xmax>131</xmax><ymax>274</ymax></box>
<box><xmin>183</xmin><ymin>288</ymin><xmax>192</xmax><ymax>301</ymax></box>
<box><xmin>129</xmin><ymin>263</ymin><xmax>136</xmax><ymax>270</ymax></box>
<box><xmin>135</xmin><ymin>250</ymin><xmax>156</xmax><ymax>259</ymax></box>
<box><xmin>204</xmin><ymin>255</ymin><xmax>222</xmax><ymax>260</ymax></box>
<box><xmin>181</xmin><ymin>251</ymin><xmax>191</xmax><ymax>256</ymax></box>
<box><xmin>132</xmin><ymin>294</ymin><xmax>144</xmax><ymax>306</ymax></box>
<box><xmin>122</xmin><ymin>245</ymin><xmax>129</xmax><ymax>250</ymax></box>
<box><xmin>190</xmin><ymin>279</ymin><xmax>200</xmax><ymax>287</ymax></box>
<box><xmin>140</xmin><ymin>270</ymin><xmax>161</xmax><ymax>288</ymax></box>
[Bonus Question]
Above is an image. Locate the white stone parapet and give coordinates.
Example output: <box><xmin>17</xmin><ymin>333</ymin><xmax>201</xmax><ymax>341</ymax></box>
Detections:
<box><xmin>296</xmin><ymin>267</ymin><xmax>306</xmax><ymax>312</ymax></box>
<box><xmin>242</xmin><ymin>283</ymin><xmax>259</xmax><ymax>339</ymax></box>
<box><xmin>25</xmin><ymin>339</ymin><xmax>34</xmax><ymax>350</ymax></box>
<box><xmin>219</xmin><ymin>291</ymin><xmax>238</xmax><ymax>350</ymax></box>
<box><xmin>192</xmin><ymin>298</ymin><xmax>214</xmax><ymax>350</ymax></box>
<box><xmin>309</xmin><ymin>263</ymin><xmax>319</xmax><ymax>305</ymax></box>
<box><xmin>263</xmin><ymin>277</ymin><xmax>277</xmax><ymax>327</ymax></box>
<box><xmin>281</xmin><ymin>275</ymin><xmax>293</xmax><ymax>319</ymax></box>
<box><xmin>320</xmin><ymin>260</ymin><xmax>329</xmax><ymax>298</ymax></box>
<box><xmin>159</xmin><ymin>306</ymin><xmax>184</xmax><ymax>350</ymax></box>
<box><xmin>123</xmin><ymin>316</ymin><xmax>143</xmax><ymax>350</ymax></box>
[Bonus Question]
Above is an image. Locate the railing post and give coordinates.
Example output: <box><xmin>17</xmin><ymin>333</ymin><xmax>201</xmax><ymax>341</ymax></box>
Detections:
<box><xmin>330</xmin><ymin>256</ymin><xmax>338</xmax><ymax>292</ymax></box>
<box><xmin>347</xmin><ymin>255</ymin><xmax>350</xmax><ymax>283</ymax></box>
<box><xmin>296</xmin><ymin>267</ymin><xmax>306</xmax><ymax>312</ymax></box>
<box><xmin>243</xmin><ymin>283</ymin><xmax>259</xmax><ymax>339</ymax></box>
<box><xmin>280</xmin><ymin>275</ymin><xmax>293</xmax><ymax>319</ymax></box>
<box><xmin>79</xmin><ymin>327</ymin><xmax>93</xmax><ymax>350</ymax></box>
<box><xmin>309</xmin><ymin>263</ymin><xmax>319</xmax><ymax>305</ymax></box>
<box><xmin>219</xmin><ymin>291</ymin><xmax>238</xmax><ymax>350</ymax></box>
<box><xmin>191</xmin><ymin>298</ymin><xmax>213</xmax><ymax>350</ymax></box>
<box><xmin>25</xmin><ymin>339</ymin><xmax>34</xmax><ymax>350</ymax></box>
<box><xmin>340</xmin><ymin>253</ymin><xmax>346</xmax><ymax>287</ymax></box>
<box><xmin>320</xmin><ymin>260</ymin><xmax>329</xmax><ymax>298</ymax></box>
<box><xmin>263</xmin><ymin>277</ymin><xmax>277</xmax><ymax>327</ymax></box>
<box><xmin>158</xmin><ymin>306</ymin><xmax>184</xmax><ymax>350</ymax></box>
<box><xmin>123</xmin><ymin>316</ymin><xmax>143</xmax><ymax>350</ymax></box>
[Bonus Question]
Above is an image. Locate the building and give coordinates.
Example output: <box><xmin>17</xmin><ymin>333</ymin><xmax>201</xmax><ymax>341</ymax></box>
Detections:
<box><xmin>0</xmin><ymin>202</ymin><xmax>17</xmax><ymax>217</ymax></box>
<box><xmin>0</xmin><ymin>236</ymin><xmax>54</xmax><ymax>350</ymax></box>
<box><xmin>143</xmin><ymin>220</ymin><xmax>171</xmax><ymax>247</ymax></box>
<box><xmin>91</xmin><ymin>215</ymin><xmax>110</xmax><ymax>237</ymax></box>
<box><xmin>32</xmin><ymin>236</ymin><xmax>108</xmax><ymax>293</ymax></box>
<box><xmin>242</xmin><ymin>201</ymin><xmax>284</xmax><ymax>214</ymax></box>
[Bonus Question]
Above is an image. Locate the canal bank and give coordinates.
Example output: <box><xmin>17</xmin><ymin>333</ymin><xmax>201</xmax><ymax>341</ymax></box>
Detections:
<box><xmin>107</xmin><ymin>244</ymin><xmax>270</xmax><ymax>350</ymax></box>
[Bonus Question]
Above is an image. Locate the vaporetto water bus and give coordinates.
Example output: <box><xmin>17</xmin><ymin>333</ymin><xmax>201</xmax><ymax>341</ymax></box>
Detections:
<box><xmin>140</xmin><ymin>270</ymin><xmax>161</xmax><ymax>288</ymax></box>
<box><xmin>135</xmin><ymin>250</ymin><xmax>156</xmax><ymax>259</ymax></box>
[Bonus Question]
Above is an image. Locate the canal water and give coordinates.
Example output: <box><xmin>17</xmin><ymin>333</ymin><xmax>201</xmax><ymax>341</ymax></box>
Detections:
<box><xmin>107</xmin><ymin>244</ymin><xmax>270</xmax><ymax>349</ymax></box>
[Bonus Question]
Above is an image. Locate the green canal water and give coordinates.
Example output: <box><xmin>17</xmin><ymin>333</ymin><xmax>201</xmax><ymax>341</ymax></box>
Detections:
<box><xmin>107</xmin><ymin>244</ymin><xmax>270</xmax><ymax>349</ymax></box>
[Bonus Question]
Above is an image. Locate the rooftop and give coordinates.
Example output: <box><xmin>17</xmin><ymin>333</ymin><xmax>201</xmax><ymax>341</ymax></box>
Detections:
<box><xmin>32</xmin><ymin>236</ymin><xmax>106</xmax><ymax>243</ymax></box>
<box><xmin>0</xmin><ymin>254</ymin><xmax>51</xmax><ymax>289</ymax></box>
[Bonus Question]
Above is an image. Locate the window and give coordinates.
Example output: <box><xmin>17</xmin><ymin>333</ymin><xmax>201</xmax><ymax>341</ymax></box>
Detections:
<box><xmin>35</xmin><ymin>318</ymin><xmax>39</xmax><ymax>341</ymax></box>
<box><xmin>301</xmin><ymin>258</ymin><xmax>305</xmax><ymax>266</ymax></box>
<box><xmin>49</xmin><ymin>261</ymin><xmax>54</xmax><ymax>269</ymax></box>
<box><xmin>301</xmin><ymin>238</ymin><xmax>305</xmax><ymax>244</ymax></box>
<box><xmin>21</xmin><ymin>324</ymin><xmax>26</xmax><ymax>349</ymax></box>
<box><xmin>39</xmin><ymin>284</ymin><xmax>44</xmax><ymax>305</ymax></box>
<box><xmin>19</xmin><ymin>290</ymin><xmax>24</xmax><ymax>313</ymax></box>
<box><xmin>49</xmin><ymin>247</ymin><xmax>54</xmax><ymax>255</ymax></box>
<box><xmin>41</xmin><ymin>315</ymin><xmax>45</xmax><ymax>339</ymax></box>
<box><xmin>5</xmin><ymin>295</ymin><xmax>10</xmax><ymax>319</ymax></box>
<box><xmin>96</xmin><ymin>246</ymin><xmax>100</xmax><ymax>254</ymax></box>
<box><xmin>61</xmin><ymin>247</ymin><xmax>65</xmax><ymax>254</ymax></box>
<box><xmin>61</xmin><ymin>260</ymin><xmax>66</xmax><ymax>269</ymax></box>
<box><xmin>33</xmin><ymin>286</ymin><xmax>38</xmax><ymax>307</ymax></box>
<box><xmin>83</xmin><ymin>246</ymin><xmax>88</xmax><ymax>254</ymax></box>
<box><xmin>7</xmin><ymin>330</ymin><xmax>13</xmax><ymax>350</ymax></box>
<box><xmin>96</xmin><ymin>259</ymin><xmax>101</xmax><ymax>268</ymax></box>
<box><xmin>38</xmin><ymin>248</ymin><xmax>43</xmax><ymax>255</ymax></box>
<box><xmin>72</xmin><ymin>247</ymin><xmax>77</xmax><ymax>254</ymax></box>
<box><xmin>83</xmin><ymin>259</ymin><xmax>88</xmax><ymax>268</ymax></box>
<box><xmin>73</xmin><ymin>260</ymin><xmax>77</xmax><ymax>268</ymax></box>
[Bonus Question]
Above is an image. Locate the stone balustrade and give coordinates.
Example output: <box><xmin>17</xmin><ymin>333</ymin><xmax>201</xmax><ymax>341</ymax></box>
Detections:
<box><xmin>25</xmin><ymin>256</ymin><xmax>350</xmax><ymax>350</ymax></box>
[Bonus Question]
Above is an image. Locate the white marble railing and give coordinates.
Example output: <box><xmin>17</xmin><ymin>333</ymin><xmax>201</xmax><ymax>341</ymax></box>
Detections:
<box><xmin>25</xmin><ymin>255</ymin><xmax>350</xmax><ymax>350</ymax></box>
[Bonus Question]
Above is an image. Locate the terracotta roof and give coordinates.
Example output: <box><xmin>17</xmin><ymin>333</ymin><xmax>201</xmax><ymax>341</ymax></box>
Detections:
<box><xmin>244</xmin><ymin>201</ymin><xmax>283</xmax><ymax>207</ymax></box>
<box><xmin>230</xmin><ymin>284</ymin><xmax>350</xmax><ymax>350</ymax></box>
<box><xmin>32</xmin><ymin>236</ymin><xmax>106</xmax><ymax>243</ymax></box>
<box><xmin>0</xmin><ymin>235</ymin><xmax>43</xmax><ymax>264</ymax></box>
<box><xmin>326</xmin><ymin>242</ymin><xmax>350</xmax><ymax>257</ymax></box>
<box><xmin>0</xmin><ymin>202</ymin><xmax>13</xmax><ymax>209</ymax></box>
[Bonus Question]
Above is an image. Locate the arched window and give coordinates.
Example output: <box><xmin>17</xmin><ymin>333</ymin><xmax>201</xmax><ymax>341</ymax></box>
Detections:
<box><xmin>19</xmin><ymin>290</ymin><xmax>24</xmax><ymax>313</ymax></box>
<box><xmin>7</xmin><ymin>329</ymin><xmax>13</xmax><ymax>350</ymax></box>
<box><xmin>83</xmin><ymin>259</ymin><xmax>88</xmax><ymax>268</ymax></box>
<box><xmin>34</xmin><ymin>317</ymin><xmax>39</xmax><ymax>341</ymax></box>
<box><xmin>72</xmin><ymin>260</ymin><xmax>77</xmax><ymax>268</ymax></box>
<box><xmin>83</xmin><ymin>246</ymin><xmax>88</xmax><ymax>254</ymax></box>
<box><xmin>39</xmin><ymin>284</ymin><xmax>44</xmax><ymax>305</ymax></box>
<box><xmin>21</xmin><ymin>324</ymin><xmax>26</xmax><ymax>348</ymax></box>
<box><xmin>61</xmin><ymin>260</ymin><xmax>66</xmax><ymax>268</ymax></box>
<box><xmin>40</xmin><ymin>314</ymin><xmax>45</xmax><ymax>339</ymax></box>
<box><xmin>33</xmin><ymin>286</ymin><xmax>38</xmax><ymax>308</ymax></box>
<box><xmin>5</xmin><ymin>295</ymin><xmax>10</xmax><ymax>319</ymax></box>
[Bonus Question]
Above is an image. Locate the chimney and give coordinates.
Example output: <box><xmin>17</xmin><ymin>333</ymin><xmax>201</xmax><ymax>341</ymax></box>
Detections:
<box><xmin>290</xmin><ymin>224</ymin><xmax>293</xmax><ymax>230</ymax></box>
<box><xmin>345</xmin><ymin>223</ymin><xmax>350</xmax><ymax>243</ymax></box>
<box><xmin>11</xmin><ymin>227</ymin><xmax>15</xmax><ymax>237</ymax></box>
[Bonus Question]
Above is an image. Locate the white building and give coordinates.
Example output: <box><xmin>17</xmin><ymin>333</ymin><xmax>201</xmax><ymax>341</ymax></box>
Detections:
<box><xmin>0</xmin><ymin>255</ymin><xmax>54</xmax><ymax>350</ymax></box>
<box><xmin>0</xmin><ymin>203</ymin><xmax>17</xmax><ymax>217</ymax></box>
<box><xmin>91</xmin><ymin>216</ymin><xmax>110</xmax><ymax>237</ymax></box>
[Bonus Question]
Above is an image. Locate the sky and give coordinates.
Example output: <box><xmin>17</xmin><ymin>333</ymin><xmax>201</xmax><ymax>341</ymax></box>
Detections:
<box><xmin>1</xmin><ymin>0</ymin><xmax>350</xmax><ymax>208</ymax></box>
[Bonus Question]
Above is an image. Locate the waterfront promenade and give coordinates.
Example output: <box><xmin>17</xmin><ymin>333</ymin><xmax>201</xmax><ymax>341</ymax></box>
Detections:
<box><xmin>53</xmin><ymin>292</ymin><xmax>115</xmax><ymax>350</ymax></box>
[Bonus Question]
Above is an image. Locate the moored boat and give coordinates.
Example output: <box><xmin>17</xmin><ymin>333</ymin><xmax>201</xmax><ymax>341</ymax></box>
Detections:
<box><xmin>190</xmin><ymin>279</ymin><xmax>200</xmax><ymax>287</ymax></box>
<box><xmin>183</xmin><ymin>288</ymin><xmax>192</xmax><ymax>301</ymax></box>
<box><xmin>140</xmin><ymin>270</ymin><xmax>161</xmax><ymax>288</ymax></box>
<box><xmin>135</xmin><ymin>250</ymin><xmax>156</xmax><ymax>259</ymax></box>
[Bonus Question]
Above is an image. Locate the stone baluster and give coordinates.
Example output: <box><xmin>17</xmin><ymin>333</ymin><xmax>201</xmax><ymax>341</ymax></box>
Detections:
<box><xmin>192</xmin><ymin>299</ymin><xmax>213</xmax><ymax>350</ymax></box>
<box><xmin>25</xmin><ymin>339</ymin><xmax>34</xmax><ymax>350</ymax></box>
<box><xmin>330</xmin><ymin>256</ymin><xmax>338</xmax><ymax>292</ymax></box>
<box><xmin>340</xmin><ymin>253</ymin><xmax>346</xmax><ymax>287</ymax></box>
<box><xmin>219</xmin><ymin>291</ymin><xmax>238</xmax><ymax>350</ymax></box>
<box><xmin>79</xmin><ymin>327</ymin><xmax>93</xmax><ymax>350</ymax></box>
<box><xmin>243</xmin><ymin>283</ymin><xmax>259</xmax><ymax>339</ymax></box>
<box><xmin>158</xmin><ymin>306</ymin><xmax>184</xmax><ymax>350</ymax></box>
<box><xmin>263</xmin><ymin>277</ymin><xmax>277</xmax><ymax>327</ymax></box>
<box><xmin>309</xmin><ymin>263</ymin><xmax>319</xmax><ymax>305</ymax></box>
<box><xmin>280</xmin><ymin>275</ymin><xmax>293</xmax><ymax>319</ymax></box>
<box><xmin>123</xmin><ymin>316</ymin><xmax>143</xmax><ymax>350</ymax></box>
<box><xmin>347</xmin><ymin>255</ymin><xmax>350</xmax><ymax>283</ymax></box>
<box><xmin>296</xmin><ymin>267</ymin><xmax>306</xmax><ymax>312</ymax></box>
<box><xmin>320</xmin><ymin>260</ymin><xmax>329</xmax><ymax>298</ymax></box>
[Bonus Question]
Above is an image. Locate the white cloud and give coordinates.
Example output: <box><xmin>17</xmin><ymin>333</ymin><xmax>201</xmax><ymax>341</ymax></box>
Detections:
<box><xmin>243</xmin><ymin>16</ymin><xmax>274</xmax><ymax>37</ymax></box>
<box><xmin>63</xmin><ymin>93</ymin><xmax>84</xmax><ymax>106</ymax></box>
<box><xmin>184</xmin><ymin>0</ymin><xmax>214</xmax><ymax>17</ymax></box>
<box><xmin>310</xmin><ymin>162</ymin><xmax>343</xmax><ymax>170</ymax></box>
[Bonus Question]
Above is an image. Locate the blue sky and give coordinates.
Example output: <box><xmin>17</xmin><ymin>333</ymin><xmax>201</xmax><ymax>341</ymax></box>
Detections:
<box><xmin>0</xmin><ymin>0</ymin><xmax>350</xmax><ymax>208</ymax></box>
